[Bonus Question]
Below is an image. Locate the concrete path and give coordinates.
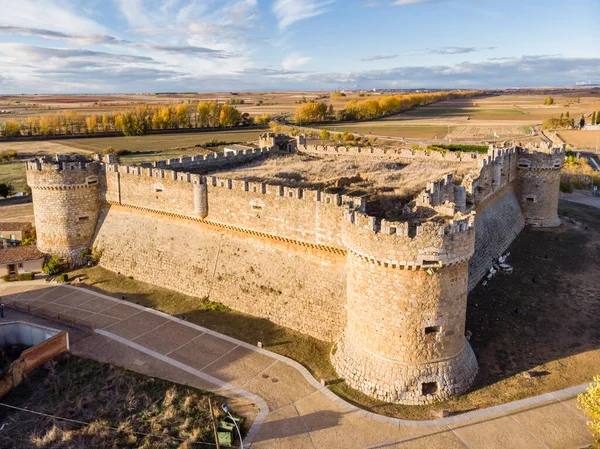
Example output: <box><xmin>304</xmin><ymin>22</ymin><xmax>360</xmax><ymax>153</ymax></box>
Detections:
<box><xmin>0</xmin><ymin>281</ymin><xmax>593</xmax><ymax>449</ymax></box>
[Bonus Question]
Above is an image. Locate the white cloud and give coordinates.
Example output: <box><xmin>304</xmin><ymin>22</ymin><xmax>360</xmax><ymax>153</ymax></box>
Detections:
<box><xmin>282</xmin><ymin>53</ymin><xmax>311</xmax><ymax>70</ymax></box>
<box><xmin>272</xmin><ymin>0</ymin><xmax>335</xmax><ymax>30</ymax></box>
<box><xmin>0</xmin><ymin>0</ymin><xmax>107</xmax><ymax>35</ymax></box>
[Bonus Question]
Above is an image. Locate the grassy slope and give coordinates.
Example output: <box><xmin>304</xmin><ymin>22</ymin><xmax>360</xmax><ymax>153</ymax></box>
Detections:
<box><xmin>0</xmin><ymin>355</ymin><xmax>231</xmax><ymax>449</ymax></box>
<box><xmin>0</xmin><ymin>162</ymin><xmax>28</xmax><ymax>193</ymax></box>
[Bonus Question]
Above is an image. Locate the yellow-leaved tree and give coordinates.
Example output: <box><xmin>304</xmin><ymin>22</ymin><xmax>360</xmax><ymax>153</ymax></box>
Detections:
<box><xmin>578</xmin><ymin>376</ymin><xmax>600</xmax><ymax>448</ymax></box>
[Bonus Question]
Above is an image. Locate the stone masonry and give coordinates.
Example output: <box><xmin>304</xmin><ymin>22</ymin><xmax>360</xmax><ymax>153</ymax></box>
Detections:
<box><xmin>25</xmin><ymin>137</ymin><xmax>565</xmax><ymax>405</ymax></box>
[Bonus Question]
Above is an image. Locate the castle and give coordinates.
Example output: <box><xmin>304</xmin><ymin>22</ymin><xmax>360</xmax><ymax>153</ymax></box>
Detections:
<box><xmin>25</xmin><ymin>134</ymin><xmax>565</xmax><ymax>405</ymax></box>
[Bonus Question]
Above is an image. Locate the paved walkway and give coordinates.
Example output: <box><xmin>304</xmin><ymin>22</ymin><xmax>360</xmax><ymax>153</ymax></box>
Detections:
<box><xmin>0</xmin><ymin>281</ymin><xmax>593</xmax><ymax>449</ymax></box>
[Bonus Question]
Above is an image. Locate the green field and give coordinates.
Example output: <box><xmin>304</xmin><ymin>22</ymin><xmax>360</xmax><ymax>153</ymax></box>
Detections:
<box><xmin>0</xmin><ymin>162</ymin><xmax>27</xmax><ymax>193</ymax></box>
<box><xmin>58</xmin><ymin>129</ymin><xmax>261</xmax><ymax>153</ymax></box>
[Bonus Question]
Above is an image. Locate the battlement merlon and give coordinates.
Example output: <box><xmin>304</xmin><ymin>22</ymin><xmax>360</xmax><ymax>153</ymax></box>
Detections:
<box><xmin>517</xmin><ymin>146</ymin><xmax>565</xmax><ymax>171</ymax></box>
<box><xmin>26</xmin><ymin>158</ymin><xmax>100</xmax><ymax>173</ymax></box>
<box><xmin>342</xmin><ymin>210</ymin><xmax>476</xmax><ymax>268</ymax></box>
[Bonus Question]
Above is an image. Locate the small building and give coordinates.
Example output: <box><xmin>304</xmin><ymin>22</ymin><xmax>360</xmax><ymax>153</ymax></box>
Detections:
<box><xmin>223</xmin><ymin>144</ymin><xmax>254</xmax><ymax>156</ymax></box>
<box><xmin>0</xmin><ymin>246</ymin><xmax>45</xmax><ymax>277</ymax></box>
<box><xmin>0</xmin><ymin>222</ymin><xmax>33</xmax><ymax>247</ymax></box>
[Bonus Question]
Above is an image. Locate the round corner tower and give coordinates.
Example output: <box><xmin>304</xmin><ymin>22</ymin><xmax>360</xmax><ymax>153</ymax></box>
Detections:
<box><xmin>26</xmin><ymin>157</ymin><xmax>101</xmax><ymax>264</ymax></box>
<box><xmin>516</xmin><ymin>146</ymin><xmax>564</xmax><ymax>227</ymax></box>
<box><xmin>332</xmin><ymin>212</ymin><xmax>478</xmax><ymax>405</ymax></box>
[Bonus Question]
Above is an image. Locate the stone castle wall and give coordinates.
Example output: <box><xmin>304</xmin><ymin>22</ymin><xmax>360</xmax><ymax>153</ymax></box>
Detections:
<box><xmin>26</xmin><ymin>139</ymin><xmax>565</xmax><ymax>406</ymax></box>
<box><xmin>93</xmin><ymin>205</ymin><xmax>347</xmax><ymax>341</ymax></box>
<box><xmin>468</xmin><ymin>185</ymin><xmax>525</xmax><ymax>291</ymax></box>
<box><xmin>26</xmin><ymin>160</ymin><xmax>101</xmax><ymax>262</ymax></box>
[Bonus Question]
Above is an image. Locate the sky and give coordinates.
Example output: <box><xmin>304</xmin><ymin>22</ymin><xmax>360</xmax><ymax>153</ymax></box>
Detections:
<box><xmin>0</xmin><ymin>0</ymin><xmax>599</xmax><ymax>93</ymax></box>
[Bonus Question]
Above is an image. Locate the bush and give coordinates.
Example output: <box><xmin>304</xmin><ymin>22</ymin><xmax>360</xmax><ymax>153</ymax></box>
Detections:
<box><xmin>2</xmin><ymin>275</ymin><xmax>12</xmax><ymax>282</ymax></box>
<box><xmin>427</xmin><ymin>144</ymin><xmax>488</xmax><ymax>154</ymax></box>
<box><xmin>560</xmin><ymin>179</ymin><xmax>574</xmax><ymax>193</ymax></box>
<box><xmin>17</xmin><ymin>273</ymin><xmax>34</xmax><ymax>281</ymax></box>
<box><xmin>43</xmin><ymin>255</ymin><xmax>63</xmax><ymax>275</ymax></box>
<box><xmin>578</xmin><ymin>376</ymin><xmax>600</xmax><ymax>447</ymax></box>
<box><xmin>56</xmin><ymin>273</ymin><xmax>69</xmax><ymax>283</ymax></box>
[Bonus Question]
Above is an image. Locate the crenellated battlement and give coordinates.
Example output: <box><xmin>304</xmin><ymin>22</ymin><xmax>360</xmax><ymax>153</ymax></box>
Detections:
<box><xmin>145</xmin><ymin>146</ymin><xmax>271</xmax><ymax>171</ymax></box>
<box><xmin>517</xmin><ymin>145</ymin><xmax>565</xmax><ymax>171</ymax></box>
<box><xmin>301</xmin><ymin>143</ymin><xmax>482</xmax><ymax>163</ymax></box>
<box><xmin>26</xmin><ymin>132</ymin><xmax>565</xmax><ymax>407</ymax></box>
<box><xmin>342</xmin><ymin>208</ymin><xmax>476</xmax><ymax>269</ymax></box>
<box><xmin>26</xmin><ymin>157</ymin><xmax>100</xmax><ymax>173</ymax></box>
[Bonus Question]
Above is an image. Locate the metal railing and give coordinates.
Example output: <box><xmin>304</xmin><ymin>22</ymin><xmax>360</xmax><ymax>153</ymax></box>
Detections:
<box><xmin>8</xmin><ymin>300</ymin><xmax>93</xmax><ymax>332</ymax></box>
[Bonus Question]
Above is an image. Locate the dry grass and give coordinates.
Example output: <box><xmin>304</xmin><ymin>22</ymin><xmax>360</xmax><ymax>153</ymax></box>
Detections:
<box><xmin>0</xmin><ymin>355</ymin><xmax>233</xmax><ymax>448</ymax></box>
<box><xmin>213</xmin><ymin>153</ymin><xmax>472</xmax><ymax>218</ymax></box>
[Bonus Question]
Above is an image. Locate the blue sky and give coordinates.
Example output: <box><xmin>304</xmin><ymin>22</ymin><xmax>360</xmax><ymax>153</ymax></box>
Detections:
<box><xmin>0</xmin><ymin>0</ymin><xmax>598</xmax><ymax>93</ymax></box>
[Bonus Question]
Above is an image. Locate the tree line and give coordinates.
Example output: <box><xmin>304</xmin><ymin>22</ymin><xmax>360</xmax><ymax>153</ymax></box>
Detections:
<box><xmin>0</xmin><ymin>102</ymin><xmax>268</xmax><ymax>138</ymax></box>
<box><xmin>293</xmin><ymin>90</ymin><xmax>485</xmax><ymax>124</ymax></box>
<box><xmin>543</xmin><ymin>110</ymin><xmax>600</xmax><ymax>129</ymax></box>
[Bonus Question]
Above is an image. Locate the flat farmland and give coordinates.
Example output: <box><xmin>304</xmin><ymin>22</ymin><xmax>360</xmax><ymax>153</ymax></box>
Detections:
<box><xmin>0</xmin><ymin>140</ymin><xmax>94</xmax><ymax>193</ymax></box>
<box><xmin>59</xmin><ymin>129</ymin><xmax>261</xmax><ymax>153</ymax></box>
<box><xmin>557</xmin><ymin>130</ymin><xmax>600</xmax><ymax>149</ymax></box>
<box><xmin>317</xmin><ymin>123</ymin><xmax>456</xmax><ymax>139</ymax></box>
<box><xmin>0</xmin><ymin>129</ymin><xmax>264</xmax><ymax>192</ymax></box>
<box><xmin>319</xmin><ymin>93</ymin><xmax>600</xmax><ymax>142</ymax></box>
<box><xmin>0</xmin><ymin>199</ymin><xmax>34</xmax><ymax>223</ymax></box>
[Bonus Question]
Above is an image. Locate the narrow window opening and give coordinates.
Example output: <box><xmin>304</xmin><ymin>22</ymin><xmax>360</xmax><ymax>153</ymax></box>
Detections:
<box><xmin>425</xmin><ymin>326</ymin><xmax>440</xmax><ymax>335</ymax></box>
<box><xmin>422</xmin><ymin>382</ymin><xmax>438</xmax><ymax>396</ymax></box>
<box><xmin>519</xmin><ymin>163</ymin><xmax>530</xmax><ymax>168</ymax></box>
<box><xmin>78</xmin><ymin>216</ymin><xmax>89</xmax><ymax>222</ymax></box>
<box><xmin>155</xmin><ymin>188</ymin><xmax>163</xmax><ymax>193</ymax></box>
<box><xmin>421</xmin><ymin>260</ymin><xmax>438</xmax><ymax>267</ymax></box>
<box><xmin>251</xmin><ymin>205</ymin><xmax>263</xmax><ymax>211</ymax></box>
<box><xmin>87</xmin><ymin>180</ymin><xmax>98</xmax><ymax>185</ymax></box>
<box><xmin>526</xmin><ymin>197</ymin><xmax>535</xmax><ymax>202</ymax></box>
<box><xmin>288</xmin><ymin>191</ymin><xmax>294</xmax><ymax>198</ymax></box>
<box><xmin>408</xmin><ymin>225</ymin><xmax>417</xmax><ymax>238</ymax></box>
<box><xmin>326</xmin><ymin>197</ymin><xmax>331</xmax><ymax>204</ymax></box>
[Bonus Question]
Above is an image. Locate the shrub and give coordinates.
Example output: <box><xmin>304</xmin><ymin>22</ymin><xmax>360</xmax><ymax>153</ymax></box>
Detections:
<box><xmin>559</xmin><ymin>179</ymin><xmax>574</xmax><ymax>193</ymax></box>
<box><xmin>43</xmin><ymin>255</ymin><xmax>63</xmax><ymax>275</ymax></box>
<box><xmin>2</xmin><ymin>275</ymin><xmax>12</xmax><ymax>282</ymax></box>
<box><xmin>578</xmin><ymin>376</ymin><xmax>600</xmax><ymax>448</ymax></box>
<box><xmin>17</xmin><ymin>273</ymin><xmax>34</xmax><ymax>281</ymax></box>
<box><xmin>56</xmin><ymin>273</ymin><xmax>69</xmax><ymax>283</ymax></box>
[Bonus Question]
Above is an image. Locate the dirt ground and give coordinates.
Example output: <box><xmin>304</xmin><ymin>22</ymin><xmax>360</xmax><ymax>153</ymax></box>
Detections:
<box><xmin>558</xmin><ymin>130</ymin><xmax>600</xmax><ymax>149</ymax></box>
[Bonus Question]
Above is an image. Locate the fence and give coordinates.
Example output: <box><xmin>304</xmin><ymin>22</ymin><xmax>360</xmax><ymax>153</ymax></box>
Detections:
<box><xmin>8</xmin><ymin>301</ymin><xmax>93</xmax><ymax>332</ymax></box>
